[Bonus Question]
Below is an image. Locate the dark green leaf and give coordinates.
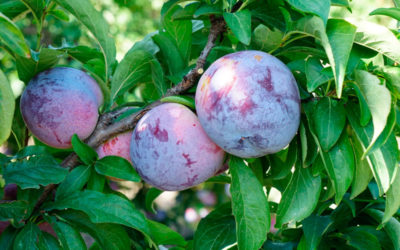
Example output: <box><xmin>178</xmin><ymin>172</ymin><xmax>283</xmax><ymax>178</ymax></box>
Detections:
<box><xmin>148</xmin><ymin>220</ymin><xmax>186</xmax><ymax>247</ymax></box>
<box><xmin>377</xmin><ymin>66</ymin><xmax>400</xmax><ymax>99</ymax></box>
<box><xmin>95</xmin><ymin>156</ymin><xmax>140</xmax><ymax>182</ymax></box>
<box><xmin>0</xmin><ymin>69</ymin><xmax>15</xmax><ymax>145</ymax></box>
<box><xmin>13</xmin><ymin>223</ymin><xmax>41</xmax><ymax>250</ymax></box>
<box><xmin>350</xmin><ymin>135</ymin><xmax>373</xmax><ymax>199</ymax></box>
<box><xmin>286</xmin><ymin>0</ymin><xmax>330</xmax><ymax>24</ymax></box>
<box><xmin>163</xmin><ymin>5</ymin><xmax>192</xmax><ymax>64</ymax></box>
<box><xmin>45</xmin><ymin>190</ymin><xmax>149</xmax><ymax>236</ymax></box>
<box><xmin>366</xmin><ymin>209</ymin><xmax>400</xmax><ymax>249</ymax></box>
<box><xmin>326</xmin><ymin>19</ymin><xmax>356</xmax><ymax>98</ymax></box>
<box><xmin>56</xmin><ymin>165</ymin><xmax>91</xmax><ymax>201</ymax></box>
<box><xmin>276</xmin><ymin>165</ymin><xmax>321</xmax><ymax>228</ymax></box>
<box><xmin>55</xmin><ymin>0</ymin><xmax>116</xmax><ymax>80</ymax></box>
<box><xmin>47</xmin><ymin>216</ymin><xmax>85</xmax><ymax>250</ymax></box>
<box><xmin>16</xmin><ymin>48</ymin><xmax>63</xmax><ymax>83</ymax></box>
<box><xmin>313</xmin><ymin>97</ymin><xmax>346</xmax><ymax>152</ymax></box>
<box><xmin>305</xmin><ymin>58</ymin><xmax>333</xmax><ymax>92</ymax></box>
<box><xmin>302</xmin><ymin>214</ymin><xmax>332</xmax><ymax>250</ymax></box>
<box><xmin>347</xmin><ymin>82</ymin><xmax>371</xmax><ymax>126</ymax></box>
<box><xmin>37</xmin><ymin>232</ymin><xmax>62</xmax><ymax>250</ymax></box>
<box><xmin>153</xmin><ymin>32</ymin><xmax>185</xmax><ymax>76</ymax></box>
<box><xmin>87</xmin><ymin>170</ymin><xmax>105</xmax><ymax>192</ymax></box>
<box><xmin>0</xmin><ymin>225</ymin><xmax>18</xmax><ymax>250</ymax></box>
<box><xmin>3</xmin><ymin>153</ymin><xmax>68</xmax><ymax>189</ymax></box>
<box><xmin>110</xmin><ymin>48</ymin><xmax>165</xmax><ymax>102</ymax></box>
<box><xmin>355</xmin><ymin>70</ymin><xmax>391</xmax><ymax>156</ymax></box>
<box><xmin>57</xmin><ymin>210</ymin><xmax>131</xmax><ymax>250</ymax></box>
<box><xmin>47</xmin><ymin>9</ymin><xmax>70</xmax><ymax>21</ymax></box>
<box><xmin>0</xmin><ymin>201</ymin><xmax>29</xmax><ymax>221</ymax></box>
<box><xmin>346</xmin><ymin>103</ymin><xmax>398</xmax><ymax>196</ymax></box>
<box><xmin>71</xmin><ymin>134</ymin><xmax>98</xmax><ymax>165</ymax></box>
<box><xmin>370</xmin><ymin>8</ymin><xmax>400</xmax><ymax>21</ymax></box>
<box><xmin>343</xmin><ymin>230</ymin><xmax>381</xmax><ymax>250</ymax></box>
<box><xmin>353</xmin><ymin>20</ymin><xmax>400</xmax><ymax>63</ymax></box>
<box><xmin>223</xmin><ymin>10</ymin><xmax>252</xmax><ymax>45</ymax></box>
<box><xmin>20</xmin><ymin>0</ymin><xmax>45</xmax><ymax>23</ymax></box>
<box><xmin>230</xmin><ymin>156</ymin><xmax>270</xmax><ymax>249</ymax></box>
<box><xmin>0</xmin><ymin>12</ymin><xmax>30</xmax><ymax>58</ymax></box>
<box><xmin>194</xmin><ymin>203</ymin><xmax>236</xmax><ymax>250</ymax></box>
<box><xmin>145</xmin><ymin>188</ymin><xmax>163</xmax><ymax>213</ymax></box>
<box><xmin>383</xmin><ymin>170</ymin><xmax>400</xmax><ymax>225</ymax></box>
<box><xmin>0</xmin><ymin>1</ymin><xmax>28</xmax><ymax>19</ymax></box>
<box><xmin>194</xmin><ymin>4</ymin><xmax>222</xmax><ymax>18</ymax></box>
<box><xmin>331</xmin><ymin>0</ymin><xmax>349</xmax><ymax>6</ymax></box>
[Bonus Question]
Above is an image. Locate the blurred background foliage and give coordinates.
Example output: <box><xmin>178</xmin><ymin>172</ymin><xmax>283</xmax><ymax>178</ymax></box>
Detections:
<box><xmin>0</xmin><ymin>0</ymin><xmax>398</xmax><ymax>240</ymax></box>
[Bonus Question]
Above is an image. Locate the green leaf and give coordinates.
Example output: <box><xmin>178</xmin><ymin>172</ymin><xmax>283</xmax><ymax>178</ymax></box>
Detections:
<box><xmin>319</xmin><ymin>133</ymin><xmax>355</xmax><ymax>204</ymax></box>
<box><xmin>20</xmin><ymin>0</ymin><xmax>45</xmax><ymax>23</ymax></box>
<box><xmin>370</xmin><ymin>8</ymin><xmax>400</xmax><ymax>21</ymax></box>
<box><xmin>110</xmin><ymin>48</ymin><xmax>165</xmax><ymax>102</ymax></box>
<box><xmin>160</xmin><ymin>95</ymin><xmax>195</xmax><ymax>110</ymax></box>
<box><xmin>95</xmin><ymin>156</ymin><xmax>140</xmax><ymax>182</ymax></box>
<box><xmin>163</xmin><ymin>5</ymin><xmax>192</xmax><ymax>64</ymax></box>
<box><xmin>0</xmin><ymin>201</ymin><xmax>29</xmax><ymax>221</ymax></box>
<box><xmin>343</xmin><ymin>230</ymin><xmax>381</xmax><ymax>250</ymax></box>
<box><xmin>71</xmin><ymin>134</ymin><xmax>98</xmax><ymax>165</ymax></box>
<box><xmin>37</xmin><ymin>232</ymin><xmax>62</xmax><ymax>250</ymax></box>
<box><xmin>0</xmin><ymin>69</ymin><xmax>15</xmax><ymax>145</ymax></box>
<box><xmin>383</xmin><ymin>170</ymin><xmax>400</xmax><ymax>225</ymax></box>
<box><xmin>13</xmin><ymin>223</ymin><xmax>41</xmax><ymax>250</ymax></box>
<box><xmin>47</xmin><ymin>216</ymin><xmax>86</xmax><ymax>250</ymax></box>
<box><xmin>45</xmin><ymin>190</ymin><xmax>149</xmax><ymax>236</ymax></box>
<box><xmin>0</xmin><ymin>225</ymin><xmax>18</xmax><ymax>250</ymax></box>
<box><xmin>223</xmin><ymin>10</ymin><xmax>252</xmax><ymax>45</ymax></box>
<box><xmin>286</xmin><ymin>0</ymin><xmax>330</xmax><ymax>24</ymax></box>
<box><xmin>194</xmin><ymin>203</ymin><xmax>236</xmax><ymax>250</ymax></box>
<box><xmin>331</xmin><ymin>0</ymin><xmax>349</xmax><ymax>6</ymax></box>
<box><xmin>148</xmin><ymin>220</ymin><xmax>186</xmax><ymax>247</ymax></box>
<box><xmin>47</xmin><ymin>9</ymin><xmax>70</xmax><ymax>21</ymax></box>
<box><xmin>347</xmin><ymin>82</ymin><xmax>371</xmax><ymax>126</ymax></box>
<box><xmin>352</xmin><ymin>20</ymin><xmax>400</xmax><ymax>63</ymax></box>
<box><xmin>377</xmin><ymin>66</ymin><xmax>400</xmax><ymax>99</ymax></box>
<box><xmin>276</xmin><ymin>165</ymin><xmax>321</xmax><ymax>228</ymax></box>
<box><xmin>16</xmin><ymin>48</ymin><xmax>63</xmax><ymax>83</ymax></box>
<box><xmin>194</xmin><ymin>4</ymin><xmax>222</xmax><ymax>18</ymax></box>
<box><xmin>87</xmin><ymin>170</ymin><xmax>105</xmax><ymax>192</ymax></box>
<box><xmin>3</xmin><ymin>152</ymin><xmax>68</xmax><ymax>189</ymax></box>
<box><xmin>350</xmin><ymin>135</ymin><xmax>373</xmax><ymax>199</ymax></box>
<box><xmin>57</xmin><ymin>210</ymin><xmax>132</xmax><ymax>250</ymax></box>
<box><xmin>253</xmin><ymin>24</ymin><xmax>284</xmax><ymax>53</ymax></box>
<box><xmin>55</xmin><ymin>0</ymin><xmax>116</xmax><ymax>80</ymax></box>
<box><xmin>0</xmin><ymin>1</ymin><xmax>28</xmax><ymax>19</ymax></box>
<box><xmin>313</xmin><ymin>97</ymin><xmax>346</xmax><ymax>152</ymax></box>
<box><xmin>366</xmin><ymin>209</ymin><xmax>400</xmax><ymax>249</ymax></box>
<box><xmin>145</xmin><ymin>187</ymin><xmax>163</xmax><ymax>213</ymax></box>
<box><xmin>326</xmin><ymin>19</ymin><xmax>356</xmax><ymax>98</ymax></box>
<box><xmin>229</xmin><ymin>156</ymin><xmax>269</xmax><ymax>249</ymax></box>
<box><xmin>0</xmin><ymin>12</ymin><xmax>30</xmax><ymax>58</ymax></box>
<box><xmin>346</xmin><ymin>103</ymin><xmax>398</xmax><ymax>195</ymax></box>
<box><xmin>355</xmin><ymin>70</ymin><xmax>391</xmax><ymax>156</ymax></box>
<box><xmin>56</xmin><ymin>165</ymin><xmax>91</xmax><ymax>200</ymax></box>
<box><xmin>153</xmin><ymin>32</ymin><xmax>185</xmax><ymax>76</ymax></box>
<box><xmin>302</xmin><ymin>214</ymin><xmax>332</xmax><ymax>250</ymax></box>
<box><xmin>305</xmin><ymin>58</ymin><xmax>333</xmax><ymax>92</ymax></box>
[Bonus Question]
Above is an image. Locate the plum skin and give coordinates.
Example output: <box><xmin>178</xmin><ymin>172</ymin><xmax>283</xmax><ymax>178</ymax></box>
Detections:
<box><xmin>96</xmin><ymin>131</ymin><xmax>132</xmax><ymax>163</ymax></box>
<box><xmin>195</xmin><ymin>50</ymin><xmax>300</xmax><ymax>158</ymax></box>
<box><xmin>130</xmin><ymin>103</ymin><xmax>225</xmax><ymax>191</ymax></box>
<box><xmin>20</xmin><ymin>67</ymin><xmax>102</xmax><ymax>149</ymax></box>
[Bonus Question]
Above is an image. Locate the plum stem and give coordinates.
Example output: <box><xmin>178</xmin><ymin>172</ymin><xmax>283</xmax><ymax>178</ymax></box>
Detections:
<box><xmin>29</xmin><ymin>15</ymin><xmax>227</xmax><ymax>219</ymax></box>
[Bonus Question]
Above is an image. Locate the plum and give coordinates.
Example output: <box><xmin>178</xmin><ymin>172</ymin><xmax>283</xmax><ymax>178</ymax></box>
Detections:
<box><xmin>130</xmin><ymin>103</ymin><xmax>225</xmax><ymax>191</ymax></box>
<box><xmin>195</xmin><ymin>50</ymin><xmax>300</xmax><ymax>158</ymax></box>
<box><xmin>96</xmin><ymin>131</ymin><xmax>132</xmax><ymax>163</ymax></box>
<box><xmin>3</xmin><ymin>184</ymin><xmax>17</xmax><ymax>200</ymax></box>
<box><xmin>20</xmin><ymin>67</ymin><xmax>102</xmax><ymax>149</ymax></box>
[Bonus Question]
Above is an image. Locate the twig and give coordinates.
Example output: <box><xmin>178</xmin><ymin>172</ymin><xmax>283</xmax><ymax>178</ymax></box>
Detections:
<box><xmin>30</xmin><ymin>15</ymin><xmax>226</xmax><ymax>217</ymax></box>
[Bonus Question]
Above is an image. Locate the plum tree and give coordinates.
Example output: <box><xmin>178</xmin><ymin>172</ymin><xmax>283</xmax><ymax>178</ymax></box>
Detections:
<box><xmin>96</xmin><ymin>131</ymin><xmax>132</xmax><ymax>163</ymax></box>
<box><xmin>20</xmin><ymin>67</ymin><xmax>103</xmax><ymax>148</ymax></box>
<box><xmin>195</xmin><ymin>50</ymin><xmax>300</xmax><ymax>158</ymax></box>
<box><xmin>130</xmin><ymin>103</ymin><xmax>225</xmax><ymax>191</ymax></box>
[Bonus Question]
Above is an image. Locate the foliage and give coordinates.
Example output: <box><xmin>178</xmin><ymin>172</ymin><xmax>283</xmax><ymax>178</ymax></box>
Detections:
<box><xmin>0</xmin><ymin>0</ymin><xmax>400</xmax><ymax>249</ymax></box>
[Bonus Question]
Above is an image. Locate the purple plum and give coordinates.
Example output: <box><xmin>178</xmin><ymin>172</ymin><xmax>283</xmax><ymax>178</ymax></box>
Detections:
<box><xmin>131</xmin><ymin>103</ymin><xmax>225</xmax><ymax>191</ymax></box>
<box><xmin>96</xmin><ymin>131</ymin><xmax>133</xmax><ymax>163</ymax></box>
<box><xmin>3</xmin><ymin>184</ymin><xmax>17</xmax><ymax>200</ymax></box>
<box><xmin>195</xmin><ymin>50</ymin><xmax>300</xmax><ymax>158</ymax></box>
<box><xmin>20</xmin><ymin>67</ymin><xmax>103</xmax><ymax>148</ymax></box>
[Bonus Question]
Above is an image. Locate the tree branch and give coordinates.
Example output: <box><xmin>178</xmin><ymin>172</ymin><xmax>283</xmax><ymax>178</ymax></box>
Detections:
<box><xmin>30</xmin><ymin>15</ymin><xmax>226</xmax><ymax>217</ymax></box>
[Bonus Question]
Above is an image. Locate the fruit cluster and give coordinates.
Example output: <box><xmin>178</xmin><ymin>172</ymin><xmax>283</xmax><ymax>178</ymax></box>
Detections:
<box><xmin>20</xmin><ymin>51</ymin><xmax>300</xmax><ymax>191</ymax></box>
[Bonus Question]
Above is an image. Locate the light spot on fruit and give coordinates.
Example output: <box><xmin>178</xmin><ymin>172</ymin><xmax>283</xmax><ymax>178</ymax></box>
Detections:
<box><xmin>254</xmin><ymin>55</ymin><xmax>262</xmax><ymax>61</ymax></box>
